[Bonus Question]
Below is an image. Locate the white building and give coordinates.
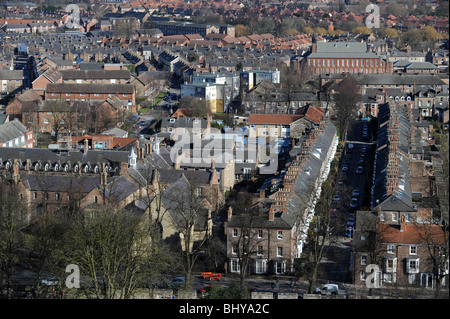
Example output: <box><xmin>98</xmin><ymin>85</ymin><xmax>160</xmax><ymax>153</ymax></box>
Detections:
<box><xmin>181</xmin><ymin>82</ymin><xmax>226</xmax><ymax>113</ymax></box>
<box><xmin>240</xmin><ymin>68</ymin><xmax>280</xmax><ymax>91</ymax></box>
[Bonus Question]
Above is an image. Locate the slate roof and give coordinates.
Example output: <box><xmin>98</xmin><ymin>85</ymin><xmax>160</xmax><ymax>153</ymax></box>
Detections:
<box><xmin>248</xmin><ymin>114</ymin><xmax>303</xmax><ymax>125</ymax></box>
<box><xmin>227</xmin><ymin>207</ymin><xmax>297</xmax><ymax>230</ymax></box>
<box><xmin>405</xmin><ymin>62</ymin><xmax>439</xmax><ymax>70</ymax></box>
<box><xmin>161</xmin><ymin>117</ymin><xmax>209</xmax><ymax>129</ymax></box>
<box><xmin>0</xmin><ymin>119</ymin><xmax>29</xmax><ymax>144</ymax></box>
<box><xmin>159</xmin><ymin>175</ymin><xmax>210</xmax><ymax>232</ymax></box>
<box><xmin>372</xmin><ymin>102</ymin><xmax>415</xmax><ymax>211</ymax></box>
<box><xmin>288</xmin><ymin>121</ymin><xmax>337</xmax><ymax>217</ymax></box>
<box><xmin>356</xmin><ymin>74</ymin><xmax>445</xmax><ymax>86</ymax></box>
<box><xmin>0</xmin><ymin>148</ymin><xmax>130</xmax><ymax>170</ymax></box>
<box><xmin>46</xmin><ymin>83</ymin><xmax>135</xmax><ymax>94</ymax></box>
<box><xmin>0</xmin><ymin>70</ymin><xmax>23</xmax><ymax>80</ymax></box>
<box><xmin>308</xmin><ymin>41</ymin><xmax>378</xmax><ymax>59</ymax></box>
<box><xmin>21</xmin><ymin>174</ymin><xmax>106</xmax><ymax>193</ymax></box>
<box><xmin>104</xmin><ymin>175</ymin><xmax>140</xmax><ymax>203</ymax></box>
<box><xmin>60</xmin><ymin>69</ymin><xmax>131</xmax><ymax>80</ymax></box>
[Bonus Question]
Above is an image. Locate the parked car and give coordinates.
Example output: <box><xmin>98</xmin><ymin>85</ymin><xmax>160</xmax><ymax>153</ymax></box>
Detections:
<box><xmin>350</xmin><ymin>198</ymin><xmax>359</xmax><ymax>209</ymax></box>
<box><xmin>352</xmin><ymin>188</ymin><xmax>360</xmax><ymax>197</ymax></box>
<box><xmin>40</xmin><ymin>277</ymin><xmax>58</xmax><ymax>286</ymax></box>
<box><xmin>201</xmin><ymin>272</ymin><xmax>222</xmax><ymax>280</ymax></box>
<box><xmin>347</xmin><ymin>144</ymin><xmax>354</xmax><ymax>153</ymax></box>
<box><xmin>315</xmin><ymin>284</ymin><xmax>340</xmax><ymax>295</ymax></box>
<box><xmin>356</xmin><ymin>166</ymin><xmax>364</xmax><ymax>174</ymax></box>
<box><xmin>169</xmin><ymin>277</ymin><xmax>186</xmax><ymax>287</ymax></box>
<box><xmin>329</xmin><ymin>208</ymin><xmax>338</xmax><ymax>217</ymax></box>
<box><xmin>333</xmin><ymin>195</ymin><xmax>340</xmax><ymax>202</ymax></box>
<box><xmin>198</xmin><ymin>285</ymin><xmax>212</xmax><ymax>294</ymax></box>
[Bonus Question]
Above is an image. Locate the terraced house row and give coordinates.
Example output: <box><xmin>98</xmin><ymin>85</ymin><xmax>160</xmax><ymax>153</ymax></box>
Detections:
<box><xmin>226</xmin><ymin>113</ymin><xmax>338</xmax><ymax>275</ymax></box>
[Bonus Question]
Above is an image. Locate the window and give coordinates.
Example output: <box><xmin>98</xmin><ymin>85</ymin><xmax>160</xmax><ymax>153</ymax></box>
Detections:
<box><xmin>55</xmin><ymin>193</ymin><xmax>61</xmax><ymax>201</ymax></box>
<box><xmin>231</xmin><ymin>259</ymin><xmax>240</xmax><ymax>272</ymax></box>
<box><xmin>232</xmin><ymin>228</ymin><xmax>238</xmax><ymax>237</ymax></box>
<box><xmin>257</xmin><ymin>245</ymin><xmax>263</xmax><ymax>256</ymax></box>
<box><xmin>380</xmin><ymin>213</ymin><xmax>386</xmax><ymax>222</ymax></box>
<box><xmin>387</xmin><ymin>258</ymin><xmax>395</xmax><ymax>269</ymax></box>
<box><xmin>409</xmin><ymin>259</ymin><xmax>419</xmax><ymax>271</ymax></box>
<box><xmin>387</xmin><ymin>244</ymin><xmax>395</xmax><ymax>254</ymax></box>
<box><xmin>258</xmin><ymin>229</ymin><xmax>263</xmax><ymax>238</ymax></box>
<box><xmin>255</xmin><ymin>259</ymin><xmax>266</xmax><ymax>274</ymax></box>
<box><xmin>275</xmin><ymin>261</ymin><xmax>285</xmax><ymax>274</ymax></box>
<box><xmin>277</xmin><ymin>230</ymin><xmax>283</xmax><ymax>240</ymax></box>
<box><xmin>33</xmin><ymin>192</ymin><xmax>37</xmax><ymax>200</ymax></box>
<box><xmin>360</xmin><ymin>270</ymin><xmax>367</xmax><ymax>281</ymax></box>
<box><xmin>277</xmin><ymin>247</ymin><xmax>283</xmax><ymax>257</ymax></box>
<box><xmin>410</xmin><ymin>245</ymin><xmax>417</xmax><ymax>255</ymax></box>
<box><xmin>392</xmin><ymin>212</ymin><xmax>398</xmax><ymax>223</ymax></box>
<box><xmin>361</xmin><ymin>255</ymin><xmax>367</xmax><ymax>265</ymax></box>
<box><xmin>232</xmin><ymin>245</ymin><xmax>238</xmax><ymax>255</ymax></box>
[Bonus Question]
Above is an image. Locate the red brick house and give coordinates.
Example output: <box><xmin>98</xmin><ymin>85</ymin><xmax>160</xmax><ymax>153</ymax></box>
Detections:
<box><xmin>45</xmin><ymin>83</ymin><xmax>136</xmax><ymax>108</ymax></box>
<box><xmin>353</xmin><ymin>209</ymin><xmax>448</xmax><ymax>290</ymax></box>
<box><xmin>302</xmin><ymin>42</ymin><xmax>393</xmax><ymax>76</ymax></box>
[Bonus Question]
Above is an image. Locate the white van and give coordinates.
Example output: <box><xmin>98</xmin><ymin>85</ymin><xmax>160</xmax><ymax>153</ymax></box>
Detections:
<box><xmin>315</xmin><ymin>284</ymin><xmax>339</xmax><ymax>295</ymax></box>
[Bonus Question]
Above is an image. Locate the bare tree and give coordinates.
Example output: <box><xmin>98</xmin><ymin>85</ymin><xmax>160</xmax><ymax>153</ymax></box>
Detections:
<box><xmin>66</xmin><ymin>205</ymin><xmax>170</xmax><ymax>299</ymax></box>
<box><xmin>297</xmin><ymin>172</ymin><xmax>340</xmax><ymax>293</ymax></box>
<box><xmin>163</xmin><ymin>176</ymin><xmax>213</xmax><ymax>289</ymax></box>
<box><xmin>279</xmin><ymin>65</ymin><xmax>302</xmax><ymax>114</ymax></box>
<box><xmin>415</xmin><ymin>219</ymin><xmax>449</xmax><ymax>298</ymax></box>
<box><xmin>332</xmin><ymin>76</ymin><xmax>360</xmax><ymax>141</ymax></box>
<box><xmin>178</xmin><ymin>96</ymin><xmax>211</xmax><ymax>118</ymax></box>
<box><xmin>0</xmin><ymin>184</ymin><xmax>27</xmax><ymax>298</ymax></box>
<box><xmin>227</xmin><ymin>193</ymin><xmax>264</xmax><ymax>292</ymax></box>
<box><xmin>28</xmin><ymin>210</ymin><xmax>69</xmax><ymax>298</ymax></box>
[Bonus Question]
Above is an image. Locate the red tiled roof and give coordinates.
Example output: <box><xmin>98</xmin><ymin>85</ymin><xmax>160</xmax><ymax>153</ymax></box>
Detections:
<box><xmin>378</xmin><ymin>224</ymin><xmax>447</xmax><ymax>245</ymax></box>
<box><xmin>70</xmin><ymin>135</ymin><xmax>137</xmax><ymax>149</ymax></box>
<box><xmin>297</xmin><ymin>104</ymin><xmax>325</xmax><ymax>124</ymax></box>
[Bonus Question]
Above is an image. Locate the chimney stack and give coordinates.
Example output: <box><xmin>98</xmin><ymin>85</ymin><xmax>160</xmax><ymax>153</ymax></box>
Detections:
<box><xmin>259</xmin><ymin>189</ymin><xmax>265</xmax><ymax>200</ymax></box>
<box><xmin>269</xmin><ymin>205</ymin><xmax>275</xmax><ymax>221</ymax></box>
<box><xmin>12</xmin><ymin>159</ymin><xmax>20</xmax><ymax>185</ymax></box>
<box><xmin>101</xmin><ymin>162</ymin><xmax>107</xmax><ymax>186</ymax></box>
<box><xmin>227</xmin><ymin>206</ymin><xmax>233</xmax><ymax>221</ymax></box>
<box><xmin>84</xmin><ymin>138</ymin><xmax>89</xmax><ymax>154</ymax></box>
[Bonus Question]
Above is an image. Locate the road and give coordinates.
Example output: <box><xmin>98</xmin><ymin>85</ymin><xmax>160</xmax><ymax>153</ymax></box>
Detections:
<box><xmin>317</xmin><ymin>118</ymin><xmax>375</xmax><ymax>285</ymax></box>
